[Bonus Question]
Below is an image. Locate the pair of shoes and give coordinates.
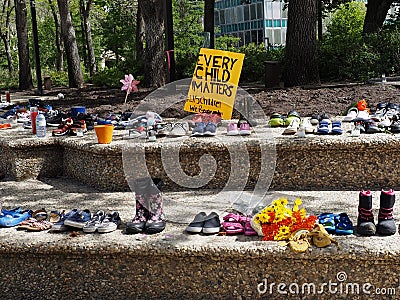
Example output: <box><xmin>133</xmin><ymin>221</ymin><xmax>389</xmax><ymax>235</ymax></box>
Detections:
<box><xmin>221</xmin><ymin>213</ymin><xmax>257</xmax><ymax>235</ymax></box>
<box><xmin>52</xmin><ymin>118</ymin><xmax>87</xmax><ymax>136</ymax></box>
<box><xmin>83</xmin><ymin>210</ymin><xmax>121</xmax><ymax>233</ymax></box>
<box><xmin>310</xmin><ymin>112</ymin><xmax>330</xmax><ymax>125</ymax></box>
<box><xmin>49</xmin><ymin>209</ymin><xmax>78</xmax><ymax>232</ymax></box>
<box><xmin>370</xmin><ymin>102</ymin><xmax>399</xmax><ymax>120</ymax></box>
<box><xmin>357</xmin><ymin>189</ymin><xmax>396</xmax><ymax>236</ymax></box>
<box><xmin>191</xmin><ymin>121</ymin><xmax>217</xmax><ymax>136</ymax></box>
<box><xmin>343</xmin><ymin>106</ymin><xmax>370</xmax><ymax>122</ymax></box>
<box><xmin>126</xmin><ymin>178</ymin><xmax>166</xmax><ymax>235</ymax></box>
<box><xmin>167</xmin><ymin>122</ymin><xmax>189</xmax><ymax>137</ymax></box>
<box><xmin>317</xmin><ymin>120</ymin><xmax>343</xmax><ymax>135</ymax></box>
<box><xmin>226</xmin><ymin>122</ymin><xmax>251</xmax><ymax>136</ymax></box>
<box><xmin>351</xmin><ymin>118</ymin><xmax>382</xmax><ymax>134</ymax></box>
<box><xmin>318</xmin><ymin>212</ymin><xmax>353</xmax><ymax>235</ymax></box>
<box><xmin>189</xmin><ymin>113</ymin><xmax>221</xmax><ymax>127</ymax></box>
<box><xmin>269</xmin><ymin>111</ymin><xmax>301</xmax><ymax>127</ymax></box>
<box><xmin>17</xmin><ymin>209</ymin><xmax>52</xmax><ymax>231</ymax></box>
<box><xmin>185</xmin><ymin>212</ymin><xmax>221</xmax><ymax>234</ymax></box>
<box><xmin>63</xmin><ymin>209</ymin><xmax>92</xmax><ymax>229</ymax></box>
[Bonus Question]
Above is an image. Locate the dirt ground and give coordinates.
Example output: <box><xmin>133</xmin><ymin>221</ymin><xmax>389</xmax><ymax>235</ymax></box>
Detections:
<box><xmin>20</xmin><ymin>81</ymin><xmax>400</xmax><ymax>119</ymax></box>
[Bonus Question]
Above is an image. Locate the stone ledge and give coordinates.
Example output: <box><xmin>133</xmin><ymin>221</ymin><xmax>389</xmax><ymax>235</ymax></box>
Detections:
<box><xmin>1</xmin><ymin>126</ymin><xmax>400</xmax><ymax>191</ymax></box>
<box><xmin>0</xmin><ymin>180</ymin><xmax>399</xmax><ymax>299</ymax></box>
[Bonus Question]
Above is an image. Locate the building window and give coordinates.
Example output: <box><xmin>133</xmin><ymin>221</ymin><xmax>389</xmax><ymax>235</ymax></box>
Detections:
<box><xmin>257</xmin><ymin>29</ymin><xmax>263</xmax><ymax>44</ymax></box>
<box><xmin>251</xmin><ymin>30</ymin><xmax>257</xmax><ymax>43</ymax></box>
<box><xmin>250</xmin><ymin>4</ymin><xmax>257</xmax><ymax>20</ymax></box>
<box><xmin>245</xmin><ymin>31</ymin><xmax>251</xmax><ymax>44</ymax></box>
<box><xmin>237</xmin><ymin>6</ymin><xmax>244</xmax><ymax>22</ymax></box>
<box><xmin>244</xmin><ymin>5</ymin><xmax>250</xmax><ymax>21</ymax></box>
<box><xmin>274</xmin><ymin>29</ymin><xmax>281</xmax><ymax>44</ymax></box>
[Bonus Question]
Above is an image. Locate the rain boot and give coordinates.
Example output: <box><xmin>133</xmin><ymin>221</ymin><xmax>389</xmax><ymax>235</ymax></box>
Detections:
<box><xmin>126</xmin><ymin>177</ymin><xmax>151</xmax><ymax>234</ymax></box>
<box><xmin>145</xmin><ymin>178</ymin><xmax>166</xmax><ymax>234</ymax></box>
<box><xmin>357</xmin><ymin>190</ymin><xmax>376</xmax><ymax>236</ymax></box>
<box><xmin>376</xmin><ymin>189</ymin><xmax>396</xmax><ymax>235</ymax></box>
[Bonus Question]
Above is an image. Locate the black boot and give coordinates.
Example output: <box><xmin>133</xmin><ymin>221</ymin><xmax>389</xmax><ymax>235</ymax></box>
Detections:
<box><xmin>357</xmin><ymin>190</ymin><xmax>376</xmax><ymax>236</ymax></box>
<box><xmin>145</xmin><ymin>178</ymin><xmax>166</xmax><ymax>234</ymax></box>
<box><xmin>376</xmin><ymin>189</ymin><xmax>396</xmax><ymax>235</ymax></box>
<box><xmin>126</xmin><ymin>177</ymin><xmax>151</xmax><ymax>234</ymax></box>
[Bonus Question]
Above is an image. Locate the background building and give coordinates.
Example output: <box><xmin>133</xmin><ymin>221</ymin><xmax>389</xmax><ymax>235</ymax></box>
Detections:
<box><xmin>214</xmin><ymin>0</ymin><xmax>287</xmax><ymax>48</ymax></box>
<box><xmin>214</xmin><ymin>0</ymin><xmax>400</xmax><ymax>48</ymax></box>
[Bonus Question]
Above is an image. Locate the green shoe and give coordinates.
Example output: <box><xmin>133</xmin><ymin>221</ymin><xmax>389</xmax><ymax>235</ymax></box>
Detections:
<box><xmin>284</xmin><ymin>110</ymin><xmax>301</xmax><ymax>126</ymax></box>
<box><xmin>268</xmin><ymin>113</ymin><xmax>285</xmax><ymax>127</ymax></box>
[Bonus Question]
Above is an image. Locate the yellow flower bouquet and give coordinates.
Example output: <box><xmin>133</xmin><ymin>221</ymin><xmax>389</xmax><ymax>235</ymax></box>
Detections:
<box><xmin>251</xmin><ymin>198</ymin><xmax>317</xmax><ymax>241</ymax></box>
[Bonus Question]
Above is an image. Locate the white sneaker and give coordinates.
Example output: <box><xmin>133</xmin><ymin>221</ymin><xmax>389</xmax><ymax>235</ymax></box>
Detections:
<box><xmin>283</xmin><ymin>118</ymin><xmax>300</xmax><ymax>135</ymax></box>
<box><xmin>302</xmin><ymin>118</ymin><xmax>315</xmax><ymax>133</ymax></box>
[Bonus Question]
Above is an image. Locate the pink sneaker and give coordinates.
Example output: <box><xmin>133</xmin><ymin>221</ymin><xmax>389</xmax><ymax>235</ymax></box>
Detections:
<box><xmin>239</xmin><ymin>122</ymin><xmax>251</xmax><ymax>135</ymax></box>
<box><xmin>226</xmin><ymin>123</ymin><xmax>239</xmax><ymax>136</ymax></box>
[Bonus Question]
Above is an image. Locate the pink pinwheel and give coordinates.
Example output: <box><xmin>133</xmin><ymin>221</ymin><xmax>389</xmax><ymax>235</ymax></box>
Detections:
<box><xmin>120</xmin><ymin>74</ymin><xmax>140</xmax><ymax>103</ymax></box>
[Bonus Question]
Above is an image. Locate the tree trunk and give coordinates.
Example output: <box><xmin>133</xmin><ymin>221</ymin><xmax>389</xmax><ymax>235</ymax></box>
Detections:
<box><xmin>141</xmin><ymin>0</ymin><xmax>165</xmax><ymax>87</ymax></box>
<box><xmin>57</xmin><ymin>0</ymin><xmax>84</xmax><ymax>88</ymax></box>
<box><xmin>48</xmin><ymin>0</ymin><xmax>63</xmax><ymax>71</ymax></box>
<box><xmin>135</xmin><ymin>1</ymin><xmax>144</xmax><ymax>60</ymax></box>
<box><xmin>203</xmin><ymin>0</ymin><xmax>215</xmax><ymax>48</ymax></box>
<box><xmin>80</xmin><ymin>0</ymin><xmax>96</xmax><ymax>76</ymax></box>
<box><xmin>283</xmin><ymin>0</ymin><xmax>320</xmax><ymax>87</ymax></box>
<box><xmin>363</xmin><ymin>0</ymin><xmax>394</xmax><ymax>34</ymax></box>
<box><xmin>1</xmin><ymin>36</ymin><xmax>14</xmax><ymax>75</ymax></box>
<box><xmin>15</xmin><ymin>0</ymin><xmax>33</xmax><ymax>90</ymax></box>
<box><xmin>0</xmin><ymin>0</ymin><xmax>14</xmax><ymax>75</ymax></box>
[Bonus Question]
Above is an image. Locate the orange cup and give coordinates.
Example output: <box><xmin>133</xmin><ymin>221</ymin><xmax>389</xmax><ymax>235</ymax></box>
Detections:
<box><xmin>94</xmin><ymin>125</ymin><xmax>114</xmax><ymax>144</ymax></box>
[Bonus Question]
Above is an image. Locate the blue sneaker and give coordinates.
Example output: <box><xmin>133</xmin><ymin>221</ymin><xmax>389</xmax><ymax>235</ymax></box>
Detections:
<box><xmin>64</xmin><ymin>209</ymin><xmax>91</xmax><ymax>229</ymax></box>
<box><xmin>0</xmin><ymin>209</ymin><xmax>32</xmax><ymax>227</ymax></box>
<box><xmin>191</xmin><ymin>122</ymin><xmax>206</xmax><ymax>136</ymax></box>
<box><xmin>203</xmin><ymin>122</ymin><xmax>217</xmax><ymax>136</ymax></box>
<box><xmin>50</xmin><ymin>209</ymin><xmax>79</xmax><ymax>232</ymax></box>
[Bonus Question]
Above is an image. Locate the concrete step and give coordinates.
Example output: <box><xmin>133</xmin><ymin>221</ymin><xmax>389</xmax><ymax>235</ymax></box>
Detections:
<box><xmin>0</xmin><ymin>179</ymin><xmax>399</xmax><ymax>299</ymax></box>
<box><xmin>1</xmin><ymin>122</ymin><xmax>400</xmax><ymax>192</ymax></box>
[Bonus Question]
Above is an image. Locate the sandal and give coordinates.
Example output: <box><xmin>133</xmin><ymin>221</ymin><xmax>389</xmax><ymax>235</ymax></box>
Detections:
<box><xmin>49</xmin><ymin>210</ymin><xmax>65</xmax><ymax>223</ymax></box>
<box><xmin>221</xmin><ymin>213</ymin><xmax>244</xmax><ymax>235</ymax></box>
<box><xmin>318</xmin><ymin>213</ymin><xmax>335</xmax><ymax>233</ymax></box>
<box><xmin>334</xmin><ymin>213</ymin><xmax>354</xmax><ymax>235</ymax></box>
<box><xmin>243</xmin><ymin>220</ymin><xmax>257</xmax><ymax>236</ymax></box>
<box><xmin>26</xmin><ymin>220</ymin><xmax>53</xmax><ymax>231</ymax></box>
<box><xmin>17</xmin><ymin>209</ymin><xmax>48</xmax><ymax>230</ymax></box>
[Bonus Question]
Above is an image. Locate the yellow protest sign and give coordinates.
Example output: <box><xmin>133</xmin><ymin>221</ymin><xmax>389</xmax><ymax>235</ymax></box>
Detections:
<box><xmin>184</xmin><ymin>48</ymin><xmax>245</xmax><ymax>120</ymax></box>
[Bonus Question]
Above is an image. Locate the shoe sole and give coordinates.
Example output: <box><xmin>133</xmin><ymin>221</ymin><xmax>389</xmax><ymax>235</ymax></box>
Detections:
<box><xmin>83</xmin><ymin>227</ymin><xmax>97</xmax><ymax>233</ymax></box>
<box><xmin>97</xmin><ymin>224</ymin><xmax>118</xmax><ymax>233</ymax></box>
<box><xmin>202</xmin><ymin>227</ymin><xmax>220</xmax><ymax>234</ymax></box>
<box><xmin>64</xmin><ymin>220</ymin><xmax>87</xmax><ymax>228</ymax></box>
<box><xmin>227</xmin><ymin>131</ymin><xmax>239</xmax><ymax>136</ymax></box>
<box><xmin>185</xmin><ymin>226</ymin><xmax>203</xmax><ymax>233</ymax></box>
